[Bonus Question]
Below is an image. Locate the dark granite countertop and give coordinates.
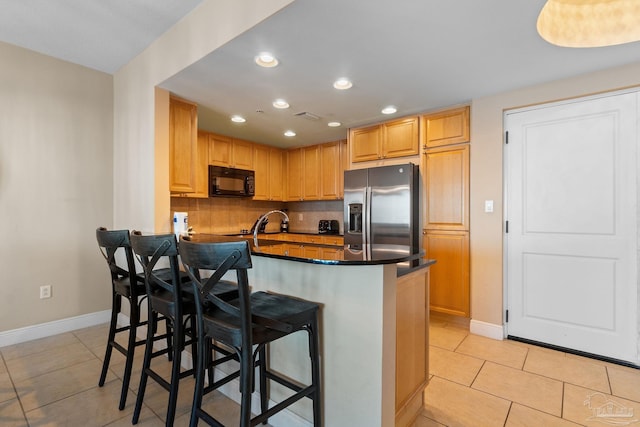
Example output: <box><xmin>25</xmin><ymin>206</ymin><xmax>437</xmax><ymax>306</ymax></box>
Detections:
<box><xmin>186</xmin><ymin>234</ymin><xmax>435</xmax><ymax>276</ymax></box>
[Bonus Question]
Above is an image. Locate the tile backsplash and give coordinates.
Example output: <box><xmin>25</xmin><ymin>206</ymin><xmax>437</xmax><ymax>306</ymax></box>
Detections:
<box><xmin>170</xmin><ymin>197</ymin><xmax>343</xmax><ymax>235</ymax></box>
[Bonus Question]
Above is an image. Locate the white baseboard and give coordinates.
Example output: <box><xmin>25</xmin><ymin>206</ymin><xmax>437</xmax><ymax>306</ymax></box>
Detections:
<box><xmin>470</xmin><ymin>319</ymin><xmax>505</xmax><ymax>340</ymax></box>
<box><xmin>0</xmin><ymin>310</ymin><xmax>112</xmax><ymax>348</ymax></box>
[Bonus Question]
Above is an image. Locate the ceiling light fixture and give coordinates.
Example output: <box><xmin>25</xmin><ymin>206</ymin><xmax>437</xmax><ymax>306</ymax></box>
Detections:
<box><xmin>333</xmin><ymin>78</ymin><xmax>353</xmax><ymax>90</ymax></box>
<box><xmin>327</xmin><ymin>121</ymin><xmax>342</xmax><ymax>127</ymax></box>
<box><xmin>255</xmin><ymin>52</ymin><xmax>279</xmax><ymax>67</ymax></box>
<box><xmin>381</xmin><ymin>106</ymin><xmax>397</xmax><ymax>115</ymax></box>
<box><xmin>284</xmin><ymin>130</ymin><xmax>296</xmax><ymax>137</ymax></box>
<box><xmin>273</xmin><ymin>99</ymin><xmax>290</xmax><ymax>109</ymax></box>
<box><xmin>230</xmin><ymin>115</ymin><xmax>246</xmax><ymax>123</ymax></box>
<box><xmin>537</xmin><ymin>0</ymin><xmax>640</xmax><ymax>47</ymax></box>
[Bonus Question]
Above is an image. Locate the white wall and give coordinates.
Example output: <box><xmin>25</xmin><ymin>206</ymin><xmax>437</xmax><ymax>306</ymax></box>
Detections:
<box><xmin>0</xmin><ymin>41</ymin><xmax>113</xmax><ymax>331</ymax></box>
<box><xmin>470</xmin><ymin>61</ymin><xmax>640</xmax><ymax>328</ymax></box>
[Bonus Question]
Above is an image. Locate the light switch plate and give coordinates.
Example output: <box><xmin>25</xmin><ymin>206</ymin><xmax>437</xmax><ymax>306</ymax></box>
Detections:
<box><xmin>484</xmin><ymin>200</ymin><xmax>494</xmax><ymax>213</ymax></box>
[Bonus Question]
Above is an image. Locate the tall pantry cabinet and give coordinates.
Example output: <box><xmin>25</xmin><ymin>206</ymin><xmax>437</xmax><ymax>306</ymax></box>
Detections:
<box><xmin>422</xmin><ymin>107</ymin><xmax>470</xmax><ymax>317</ymax></box>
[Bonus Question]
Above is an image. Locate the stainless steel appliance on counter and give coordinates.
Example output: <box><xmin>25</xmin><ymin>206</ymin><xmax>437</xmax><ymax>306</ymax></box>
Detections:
<box><xmin>318</xmin><ymin>220</ymin><xmax>339</xmax><ymax>234</ymax></box>
<box><xmin>344</xmin><ymin>163</ymin><xmax>419</xmax><ymax>261</ymax></box>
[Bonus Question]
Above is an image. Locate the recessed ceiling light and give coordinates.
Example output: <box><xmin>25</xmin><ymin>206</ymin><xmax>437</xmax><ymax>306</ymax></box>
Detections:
<box><xmin>381</xmin><ymin>106</ymin><xmax>397</xmax><ymax>115</ymax></box>
<box><xmin>273</xmin><ymin>99</ymin><xmax>290</xmax><ymax>109</ymax></box>
<box><xmin>230</xmin><ymin>115</ymin><xmax>246</xmax><ymax>123</ymax></box>
<box><xmin>327</xmin><ymin>121</ymin><xmax>342</xmax><ymax>127</ymax></box>
<box><xmin>284</xmin><ymin>130</ymin><xmax>296</xmax><ymax>137</ymax></box>
<box><xmin>333</xmin><ymin>78</ymin><xmax>353</xmax><ymax>90</ymax></box>
<box><xmin>255</xmin><ymin>52</ymin><xmax>279</xmax><ymax>68</ymax></box>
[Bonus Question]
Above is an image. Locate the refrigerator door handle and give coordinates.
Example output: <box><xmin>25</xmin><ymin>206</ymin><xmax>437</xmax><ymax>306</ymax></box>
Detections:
<box><xmin>364</xmin><ymin>186</ymin><xmax>371</xmax><ymax>259</ymax></box>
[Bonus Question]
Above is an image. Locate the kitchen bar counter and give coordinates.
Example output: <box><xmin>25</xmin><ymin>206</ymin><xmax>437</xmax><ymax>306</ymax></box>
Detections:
<box><xmin>185</xmin><ymin>234</ymin><xmax>431</xmax><ymax>427</ymax></box>
<box><xmin>204</xmin><ymin>233</ymin><xmax>434</xmax><ymax>275</ymax></box>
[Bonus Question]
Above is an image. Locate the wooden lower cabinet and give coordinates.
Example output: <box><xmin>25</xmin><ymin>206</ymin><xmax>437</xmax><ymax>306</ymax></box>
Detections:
<box><xmin>424</xmin><ymin>230</ymin><xmax>470</xmax><ymax>317</ymax></box>
<box><xmin>320</xmin><ymin>246</ymin><xmax>343</xmax><ymax>260</ymax></box>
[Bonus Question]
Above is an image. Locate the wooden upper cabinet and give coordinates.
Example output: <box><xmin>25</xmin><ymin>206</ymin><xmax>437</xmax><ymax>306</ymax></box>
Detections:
<box><xmin>424</xmin><ymin>144</ymin><xmax>469</xmax><ymax>231</ymax></box>
<box><xmin>232</xmin><ymin>138</ymin><xmax>254</xmax><ymax>170</ymax></box>
<box><xmin>286</xmin><ymin>148</ymin><xmax>304</xmax><ymax>201</ymax></box>
<box><xmin>350</xmin><ymin>116</ymin><xmax>419</xmax><ymax>163</ymax></box>
<box><xmin>383</xmin><ymin>116</ymin><xmax>420</xmax><ymax>158</ymax></box>
<box><xmin>209</xmin><ymin>134</ymin><xmax>253</xmax><ymax>169</ymax></box>
<box><xmin>286</xmin><ymin>145</ymin><xmax>325</xmax><ymax>201</ymax></box>
<box><xmin>350</xmin><ymin>125</ymin><xmax>381</xmax><ymax>162</ymax></box>
<box><xmin>169</xmin><ymin>96</ymin><xmax>198</xmax><ymax>193</ymax></box>
<box><xmin>423</xmin><ymin>106</ymin><xmax>470</xmax><ymax>149</ymax></box>
<box><xmin>253</xmin><ymin>144</ymin><xmax>270</xmax><ymax>200</ymax></box>
<box><xmin>192</xmin><ymin>131</ymin><xmax>210</xmax><ymax>198</ymax></box>
<box><xmin>209</xmin><ymin>134</ymin><xmax>232</xmax><ymax>167</ymax></box>
<box><xmin>320</xmin><ymin>140</ymin><xmax>345</xmax><ymax>200</ymax></box>
<box><xmin>253</xmin><ymin>144</ymin><xmax>284</xmax><ymax>201</ymax></box>
<box><xmin>303</xmin><ymin>145</ymin><xmax>320</xmax><ymax>200</ymax></box>
<box><xmin>269</xmin><ymin>148</ymin><xmax>284</xmax><ymax>201</ymax></box>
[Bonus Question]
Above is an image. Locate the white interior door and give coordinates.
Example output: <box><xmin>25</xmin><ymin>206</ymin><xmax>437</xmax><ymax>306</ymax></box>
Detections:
<box><xmin>505</xmin><ymin>90</ymin><xmax>639</xmax><ymax>365</ymax></box>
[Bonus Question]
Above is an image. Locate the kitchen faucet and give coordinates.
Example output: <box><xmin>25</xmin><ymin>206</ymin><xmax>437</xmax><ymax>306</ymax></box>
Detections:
<box><xmin>253</xmin><ymin>210</ymin><xmax>289</xmax><ymax>245</ymax></box>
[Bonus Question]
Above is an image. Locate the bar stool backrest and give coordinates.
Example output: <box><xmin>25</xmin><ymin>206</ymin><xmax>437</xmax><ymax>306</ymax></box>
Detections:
<box><xmin>96</xmin><ymin>227</ymin><xmax>139</xmax><ymax>295</ymax></box>
<box><xmin>179</xmin><ymin>238</ymin><xmax>254</xmax><ymax>348</ymax></box>
<box><xmin>129</xmin><ymin>231</ymin><xmax>184</xmax><ymax>318</ymax></box>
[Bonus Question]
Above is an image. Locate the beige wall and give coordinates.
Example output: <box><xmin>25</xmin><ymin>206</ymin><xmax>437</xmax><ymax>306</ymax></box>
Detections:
<box><xmin>0</xmin><ymin>41</ymin><xmax>113</xmax><ymax>331</ymax></box>
<box><xmin>470</xmin><ymin>61</ymin><xmax>640</xmax><ymax>327</ymax></box>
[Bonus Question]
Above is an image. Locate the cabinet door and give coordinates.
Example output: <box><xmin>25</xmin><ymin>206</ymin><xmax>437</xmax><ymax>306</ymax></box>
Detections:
<box><xmin>169</xmin><ymin>97</ymin><xmax>198</xmax><ymax>193</ymax></box>
<box><xmin>285</xmin><ymin>243</ymin><xmax>304</xmax><ymax>258</ymax></box>
<box><xmin>424</xmin><ymin>144</ymin><xmax>469</xmax><ymax>231</ymax></box>
<box><xmin>286</xmin><ymin>148</ymin><xmax>303</xmax><ymax>201</ymax></box>
<box><xmin>269</xmin><ymin>148</ymin><xmax>284</xmax><ymax>201</ymax></box>
<box><xmin>320</xmin><ymin>141</ymin><xmax>342</xmax><ymax>199</ymax></box>
<box><xmin>321</xmin><ymin>247</ymin><xmax>344</xmax><ymax>260</ymax></box>
<box><xmin>303</xmin><ymin>145</ymin><xmax>320</xmax><ymax>200</ymax></box>
<box><xmin>232</xmin><ymin>138</ymin><xmax>254</xmax><ymax>170</ymax></box>
<box><xmin>192</xmin><ymin>131</ymin><xmax>210</xmax><ymax>198</ymax></box>
<box><xmin>209</xmin><ymin>134</ymin><xmax>233</xmax><ymax>167</ymax></box>
<box><xmin>303</xmin><ymin>245</ymin><xmax>321</xmax><ymax>259</ymax></box>
<box><xmin>340</xmin><ymin>139</ymin><xmax>348</xmax><ymax>197</ymax></box>
<box><xmin>253</xmin><ymin>144</ymin><xmax>270</xmax><ymax>200</ymax></box>
<box><xmin>425</xmin><ymin>231</ymin><xmax>469</xmax><ymax>317</ymax></box>
<box><xmin>383</xmin><ymin>116</ymin><xmax>419</xmax><ymax>159</ymax></box>
<box><xmin>423</xmin><ymin>106</ymin><xmax>470</xmax><ymax>148</ymax></box>
<box><xmin>350</xmin><ymin>125</ymin><xmax>381</xmax><ymax>162</ymax></box>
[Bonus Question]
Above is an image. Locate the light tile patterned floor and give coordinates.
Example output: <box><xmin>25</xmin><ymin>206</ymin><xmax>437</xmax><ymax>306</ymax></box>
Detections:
<box><xmin>1</xmin><ymin>318</ymin><xmax>639</xmax><ymax>426</ymax></box>
<box><xmin>0</xmin><ymin>323</ymin><xmax>242</xmax><ymax>427</ymax></box>
<box><xmin>414</xmin><ymin>314</ymin><xmax>640</xmax><ymax>427</ymax></box>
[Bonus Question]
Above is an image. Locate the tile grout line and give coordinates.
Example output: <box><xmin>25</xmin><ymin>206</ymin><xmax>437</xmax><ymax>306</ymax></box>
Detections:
<box><xmin>1</xmin><ymin>350</ymin><xmax>29</xmax><ymax>425</ymax></box>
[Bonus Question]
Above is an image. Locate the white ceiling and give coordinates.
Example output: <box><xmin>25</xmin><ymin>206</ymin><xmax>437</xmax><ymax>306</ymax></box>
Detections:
<box><xmin>2</xmin><ymin>0</ymin><xmax>640</xmax><ymax>148</ymax></box>
<box><xmin>0</xmin><ymin>0</ymin><xmax>203</xmax><ymax>74</ymax></box>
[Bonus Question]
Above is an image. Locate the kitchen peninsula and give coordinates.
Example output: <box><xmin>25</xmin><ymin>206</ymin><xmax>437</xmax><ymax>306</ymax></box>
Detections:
<box><xmin>190</xmin><ymin>234</ymin><xmax>434</xmax><ymax>427</ymax></box>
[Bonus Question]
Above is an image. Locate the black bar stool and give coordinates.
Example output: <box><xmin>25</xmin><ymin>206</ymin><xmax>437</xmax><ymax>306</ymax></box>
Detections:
<box><xmin>95</xmin><ymin>227</ymin><xmax>172</xmax><ymax>410</ymax></box>
<box><xmin>179</xmin><ymin>237</ymin><xmax>322</xmax><ymax>427</ymax></box>
<box><xmin>130</xmin><ymin>231</ymin><xmax>239</xmax><ymax>426</ymax></box>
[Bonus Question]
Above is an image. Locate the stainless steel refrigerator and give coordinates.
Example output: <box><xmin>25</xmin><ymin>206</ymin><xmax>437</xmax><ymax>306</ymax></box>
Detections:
<box><xmin>343</xmin><ymin>163</ymin><xmax>419</xmax><ymax>261</ymax></box>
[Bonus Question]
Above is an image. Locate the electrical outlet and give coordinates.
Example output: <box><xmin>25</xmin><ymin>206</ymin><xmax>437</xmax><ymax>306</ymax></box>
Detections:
<box><xmin>298</xmin><ymin>213</ymin><xmax>303</xmax><ymax>221</ymax></box>
<box><xmin>40</xmin><ymin>285</ymin><xmax>52</xmax><ymax>299</ymax></box>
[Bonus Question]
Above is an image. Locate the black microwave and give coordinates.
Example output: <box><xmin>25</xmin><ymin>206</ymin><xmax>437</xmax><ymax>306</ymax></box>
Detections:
<box><xmin>208</xmin><ymin>165</ymin><xmax>255</xmax><ymax>197</ymax></box>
